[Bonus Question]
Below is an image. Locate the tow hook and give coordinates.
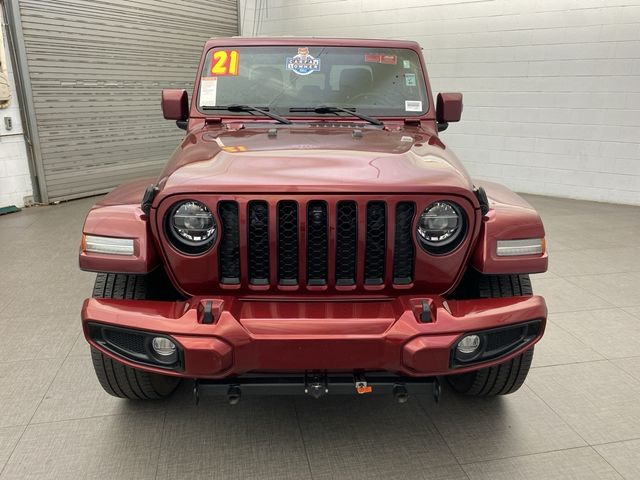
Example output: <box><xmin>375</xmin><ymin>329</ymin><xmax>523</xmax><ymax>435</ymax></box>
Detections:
<box><xmin>305</xmin><ymin>372</ymin><xmax>328</xmax><ymax>398</ymax></box>
<box><xmin>227</xmin><ymin>386</ymin><xmax>242</xmax><ymax>405</ymax></box>
<box><xmin>392</xmin><ymin>385</ymin><xmax>409</xmax><ymax>403</ymax></box>
<box><xmin>193</xmin><ymin>379</ymin><xmax>199</xmax><ymax>405</ymax></box>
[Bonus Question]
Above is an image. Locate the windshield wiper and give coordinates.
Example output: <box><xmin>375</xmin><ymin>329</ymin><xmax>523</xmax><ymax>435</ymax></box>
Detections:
<box><xmin>202</xmin><ymin>104</ymin><xmax>292</xmax><ymax>124</ymax></box>
<box><xmin>289</xmin><ymin>105</ymin><xmax>383</xmax><ymax>126</ymax></box>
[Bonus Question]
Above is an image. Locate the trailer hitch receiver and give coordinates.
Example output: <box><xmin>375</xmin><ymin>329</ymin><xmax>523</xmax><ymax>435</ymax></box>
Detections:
<box><xmin>305</xmin><ymin>372</ymin><xmax>329</xmax><ymax>398</ymax></box>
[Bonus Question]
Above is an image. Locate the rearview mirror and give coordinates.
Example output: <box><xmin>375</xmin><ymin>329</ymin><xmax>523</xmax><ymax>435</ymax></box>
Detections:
<box><xmin>436</xmin><ymin>92</ymin><xmax>463</xmax><ymax>132</ymax></box>
<box><xmin>161</xmin><ymin>89</ymin><xmax>189</xmax><ymax>129</ymax></box>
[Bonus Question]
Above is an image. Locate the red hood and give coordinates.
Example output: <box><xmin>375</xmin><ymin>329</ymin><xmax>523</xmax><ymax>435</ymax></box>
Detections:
<box><xmin>157</xmin><ymin>124</ymin><xmax>475</xmax><ymax>199</ymax></box>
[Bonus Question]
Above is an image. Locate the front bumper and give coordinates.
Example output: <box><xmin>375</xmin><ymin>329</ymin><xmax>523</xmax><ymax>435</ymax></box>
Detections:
<box><xmin>81</xmin><ymin>295</ymin><xmax>546</xmax><ymax>379</ymax></box>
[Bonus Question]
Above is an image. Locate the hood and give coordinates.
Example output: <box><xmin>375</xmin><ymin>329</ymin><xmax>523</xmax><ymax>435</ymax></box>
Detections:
<box><xmin>158</xmin><ymin>124</ymin><xmax>475</xmax><ymax>198</ymax></box>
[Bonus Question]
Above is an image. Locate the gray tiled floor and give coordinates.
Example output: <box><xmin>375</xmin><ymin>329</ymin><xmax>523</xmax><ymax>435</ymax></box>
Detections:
<box><xmin>0</xmin><ymin>194</ymin><xmax>639</xmax><ymax>479</ymax></box>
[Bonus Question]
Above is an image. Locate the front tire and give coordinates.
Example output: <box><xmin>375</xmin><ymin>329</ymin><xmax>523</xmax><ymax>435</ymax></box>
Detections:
<box><xmin>91</xmin><ymin>347</ymin><xmax>179</xmax><ymax>399</ymax></box>
<box><xmin>447</xmin><ymin>347</ymin><xmax>534</xmax><ymax>396</ymax></box>
<box><xmin>446</xmin><ymin>273</ymin><xmax>535</xmax><ymax>397</ymax></box>
<box><xmin>90</xmin><ymin>272</ymin><xmax>180</xmax><ymax>400</ymax></box>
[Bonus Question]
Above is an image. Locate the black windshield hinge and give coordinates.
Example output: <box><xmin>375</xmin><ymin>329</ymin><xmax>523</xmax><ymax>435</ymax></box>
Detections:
<box><xmin>141</xmin><ymin>185</ymin><xmax>158</xmax><ymax>216</ymax></box>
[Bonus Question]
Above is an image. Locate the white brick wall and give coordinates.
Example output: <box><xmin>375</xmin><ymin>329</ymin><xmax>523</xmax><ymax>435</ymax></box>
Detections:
<box><xmin>240</xmin><ymin>0</ymin><xmax>640</xmax><ymax>205</ymax></box>
<box><xmin>0</xmin><ymin>12</ymin><xmax>32</xmax><ymax>209</ymax></box>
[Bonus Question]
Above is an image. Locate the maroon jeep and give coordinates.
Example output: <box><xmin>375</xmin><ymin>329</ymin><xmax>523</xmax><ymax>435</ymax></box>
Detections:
<box><xmin>79</xmin><ymin>38</ymin><xmax>547</xmax><ymax>403</ymax></box>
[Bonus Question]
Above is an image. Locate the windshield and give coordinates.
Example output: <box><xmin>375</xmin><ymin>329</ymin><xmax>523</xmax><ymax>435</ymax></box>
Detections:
<box><xmin>197</xmin><ymin>46</ymin><xmax>429</xmax><ymax>117</ymax></box>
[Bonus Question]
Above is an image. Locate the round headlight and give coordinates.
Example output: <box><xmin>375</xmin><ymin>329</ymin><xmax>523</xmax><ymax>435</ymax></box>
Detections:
<box><xmin>167</xmin><ymin>200</ymin><xmax>216</xmax><ymax>253</ymax></box>
<box><xmin>417</xmin><ymin>201</ymin><xmax>465</xmax><ymax>253</ymax></box>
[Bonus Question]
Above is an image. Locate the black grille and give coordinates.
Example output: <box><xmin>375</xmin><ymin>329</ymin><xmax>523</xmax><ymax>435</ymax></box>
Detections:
<box><xmin>277</xmin><ymin>201</ymin><xmax>299</xmax><ymax>285</ymax></box>
<box><xmin>213</xmin><ymin>198</ymin><xmax>420</xmax><ymax>288</ymax></box>
<box><xmin>218</xmin><ymin>201</ymin><xmax>240</xmax><ymax>284</ymax></box>
<box><xmin>364</xmin><ymin>201</ymin><xmax>386</xmax><ymax>284</ymax></box>
<box><xmin>392</xmin><ymin>202</ymin><xmax>415</xmax><ymax>284</ymax></box>
<box><xmin>248</xmin><ymin>201</ymin><xmax>269</xmax><ymax>285</ymax></box>
<box><xmin>104</xmin><ymin>329</ymin><xmax>146</xmax><ymax>354</ymax></box>
<box><xmin>335</xmin><ymin>201</ymin><xmax>357</xmax><ymax>286</ymax></box>
<box><xmin>306</xmin><ymin>201</ymin><xmax>328</xmax><ymax>285</ymax></box>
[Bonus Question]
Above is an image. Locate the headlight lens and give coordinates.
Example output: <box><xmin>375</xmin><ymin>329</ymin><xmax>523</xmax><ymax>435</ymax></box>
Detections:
<box><xmin>167</xmin><ymin>200</ymin><xmax>216</xmax><ymax>252</ymax></box>
<box><xmin>417</xmin><ymin>201</ymin><xmax>464</xmax><ymax>252</ymax></box>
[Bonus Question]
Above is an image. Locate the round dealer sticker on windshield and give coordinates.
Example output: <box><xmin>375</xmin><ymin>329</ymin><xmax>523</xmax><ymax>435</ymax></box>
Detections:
<box><xmin>286</xmin><ymin>47</ymin><xmax>321</xmax><ymax>75</ymax></box>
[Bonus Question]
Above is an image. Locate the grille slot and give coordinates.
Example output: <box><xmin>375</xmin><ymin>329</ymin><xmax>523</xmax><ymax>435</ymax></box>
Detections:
<box><xmin>277</xmin><ymin>201</ymin><xmax>299</xmax><ymax>285</ymax></box>
<box><xmin>393</xmin><ymin>202</ymin><xmax>416</xmax><ymax>284</ymax></box>
<box><xmin>335</xmin><ymin>201</ymin><xmax>357</xmax><ymax>286</ymax></box>
<box><xmin>364</xmin><ymin>201</ymin><xmax>387</xmax><ymax>285</ymax></box>
<box><xmin>306</xmin><ymin>201</ymin><xmax>328</xmax><ymax>285</ymax></box>
<box><xmin>218</xmin><ymin>201</ymin><xmax>240</xmax><ymax>284</ymax></box>
<box><xmin>248</xmin><ymin>201</ymin><xmax>270</xmax><ymax>285</ymax></box>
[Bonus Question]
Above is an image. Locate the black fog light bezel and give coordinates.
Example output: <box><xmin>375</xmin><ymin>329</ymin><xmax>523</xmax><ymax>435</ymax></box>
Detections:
<box><xmin>450</xmin><ymin>320</ymin><xmax>542</xmax><ymax>368</ymax></box>
<box><xmin>88</xmin><ymin>323</ymin><xmax>184</xmax><ymax>371</ymax></box>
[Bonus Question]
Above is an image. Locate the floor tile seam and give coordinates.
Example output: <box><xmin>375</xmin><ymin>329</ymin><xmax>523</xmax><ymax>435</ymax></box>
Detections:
<box><xmin>523</xmin><ymin>384</ymin><xmax>592</xmax><ymax>453</ymax></box>
<box><xmin>458</xmin><ymin>443</ymin><xmax>591</xmax><ymax>468</ymax></box>
<box><xmin>0</xmin><ymin>342</ymin><xmax>68</xmax><ymax>477</ymax></box>
<box><xmin>544</xmin><ymin>319</ymin><xmax>611</xmax><ymax>361</ymax></box>
<box><xmin>153</xmin><ymin>411</ymin><xmax>167</xmax><ymax>480</ymax></box>
<box><xmin>292</xmin><ymin>399</ymin><xmax>316</xmax><ymax>480</ymax></box>
<box><xmin>416</xmin><ymin>397</ymin><xmax>472</xmax><ymax>479</ymax></box>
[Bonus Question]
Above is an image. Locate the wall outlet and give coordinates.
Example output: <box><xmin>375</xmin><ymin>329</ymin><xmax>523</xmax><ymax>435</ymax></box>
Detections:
<box><xmin>4</xmin><ymin>117</ymin><xmax>12</xmax><ymax>131</ymax></box>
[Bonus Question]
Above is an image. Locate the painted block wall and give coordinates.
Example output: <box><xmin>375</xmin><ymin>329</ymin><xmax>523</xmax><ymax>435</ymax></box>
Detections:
<box><xmin>0</xmin><ymin>11</ymin><xmax>32</xmax><ymax>209</ymax></box>
<box><xmin>240</xmin><ymin>0</ymin><xmax>640</xmax><ymax>205</ymax></box>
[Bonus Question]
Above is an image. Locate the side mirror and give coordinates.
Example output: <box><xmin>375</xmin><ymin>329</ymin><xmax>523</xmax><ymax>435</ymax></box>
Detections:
<box><xmin>161</xmin><ymin>89</ymin><xmax>189</xmax><ymax>130</ymax></box>
<box><xmin>436</xmin><ymin>92</ymin><xmax>463</xmax><ymax>132</ymax></box>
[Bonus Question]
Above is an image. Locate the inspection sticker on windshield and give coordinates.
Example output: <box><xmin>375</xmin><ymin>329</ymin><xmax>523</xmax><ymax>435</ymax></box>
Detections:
<box><xmin>199</xmin><ymin>77</ymin><xmax>218</xmax><ymax>106</ymax></box>
<box><xmin>404</xmin><ymin>73</ymin><xmax>416</xmax><ymax>87</ymax></box>
<box><xmin>286</xmin><ymin>47</ymin><xmax>320</xmax><ymax>75</ymax></box>
<box><xmin>405</xmin><ymin>100</ymin><xmax>422</xmax><ymax>112</ymax></box>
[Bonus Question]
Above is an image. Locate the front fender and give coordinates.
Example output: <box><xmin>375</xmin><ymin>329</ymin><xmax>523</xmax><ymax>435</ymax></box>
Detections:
<box><xmin>79</xmin><ymin>178</ymin><xmax>159</xmax><ymax>274</ymax></box>
<box><xmin>471</xmin><ymin>180</ymin><xmax>548</xmax><ymax>274</ymax></box>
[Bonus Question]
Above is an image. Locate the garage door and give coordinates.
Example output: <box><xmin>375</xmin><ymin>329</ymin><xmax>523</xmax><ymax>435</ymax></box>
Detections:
<box><xmin>16</xmin><ymin>0</ymin><xmax>238</xmax><ymax>202</ymax></box>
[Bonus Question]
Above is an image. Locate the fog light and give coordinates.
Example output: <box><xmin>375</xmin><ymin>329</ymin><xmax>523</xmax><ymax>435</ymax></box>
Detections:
<box><xmin>151</xmin><ymin>337</ymin><xmax>176</xmax><ymax>357</ymax></box>
<box><xmin>457</xmin><ymin>334</ymin><xmax>481</xmax><ymax>354</ymax></box>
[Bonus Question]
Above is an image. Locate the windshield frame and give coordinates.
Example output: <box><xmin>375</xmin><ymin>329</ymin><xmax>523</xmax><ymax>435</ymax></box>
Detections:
<box><xmin>190</xmin><ymin>38</ymin><xmax>435</xmax><ymax>124</ymax></box>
